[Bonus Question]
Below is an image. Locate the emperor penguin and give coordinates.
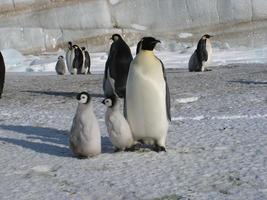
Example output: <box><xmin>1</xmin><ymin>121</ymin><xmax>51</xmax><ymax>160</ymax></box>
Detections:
<box><xmin>188</xmin><ymin>34</ymin><xmax>213</xmax><ymax>72</ymax></box>
<box><xmin>81</xmin><ymin>47</ymin><xmax>91</xmax><ymax>74</ymax></box>
<box><xmin>126</xmin><ymin>37</ymin><xmax>171</xmax><ymax>152</ymax></box>
<box><xmin>69</xmin><ymin>92</ymin><xmax>101</xmax><ymax>158</ymax></box>
<box><xmin>55</xmin><ymin>55</ymin><xmax>66</xmax><ymax>75</ymax></box>
<box><xmin>103</xmin><ymin>34</ymin><xmax>133</xmax><ymax>98</ymax></box>
<box><xmin>66</xmin><ymin>41</ymin><xmax>75</xmax><ymax>74</ymax></box>
<box><xmin>72</xmin><ymin>45</ymin><xmax>84</xmax><ymax>74</ymax></box>
<box><xmin>102</xmin><ymin>96</ymin><xmax>134</xmax><ymax>151</ymax></box>
<box><xmin>135</xmin><ymin>40</ymin><xmax>142</xmax><ymax>55</ymax></box>
<box><xmin>0</xmin><ymin>51</ymin><xmax>5</xmax><ymax>99</ymax></box>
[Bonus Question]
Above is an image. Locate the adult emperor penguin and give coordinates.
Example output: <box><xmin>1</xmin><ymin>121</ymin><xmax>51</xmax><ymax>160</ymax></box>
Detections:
<box><xmin>0</xmin><ymin>51</ymin><xmax>5</xmax><ymax>99</ymax></box>
<box><xmin>103</xmin><ymin>34</ymin><xmax>133</xmax><ymax>98</ymax></box>
<box><xmin>126</xmin><ymin>37</ymin><xmax>171</xmax><ymax>152</ymax></box>
<box><xmin>102</xmin><ymin>96</ymin><xmax>134</xmax><ymax>151</ymax></box>
<box><xmin>55</xmin><ymin>55</ymin><xmax>66</xmax><ymax>75</ymax></box>
<box><xmin>188</xmin><ymin>34</ymin><xmax>213</xmax><ymax>72</ymax></box>
<box><xmin>136</xmin><ymin>40</ymin><xmax>142</xmax><ymax>55</ymax></box>
<box><xmin>81</xmin><ymin>47</ymin><xmax>91</xmax><ymax>74</ymax></box>
<box><xmin>66</xmin><ymin>41</ymin><xmax>75</xmax><ymax>74</ymax></box>
<box><xmin>69</xmin><ymin>92</ymin><xmax>101</xmax><ymax>158</ymax></box>
<box><xmin>72</xmin><ymin>45</ymin><xmax>84</xmax><ymax>74</ymax></box>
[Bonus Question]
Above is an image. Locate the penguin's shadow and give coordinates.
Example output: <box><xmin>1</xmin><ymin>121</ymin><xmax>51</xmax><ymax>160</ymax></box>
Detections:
<box><xmin>228</xmin><ymin>79</ymin><xmax>267</xmax><ymax>85</ymax></box>
<box><xmin>0</xmin><ymin>125</ymin><xmax>113</xmax><ymax>157</ymax></box>
<box><xmin>0</xmin><ymin>125</ymin><xmax>70</xmax><ymax>157</ymax></box>
<box><xmin>22</xmin><ymin>90</ymin><xmax>104</xmax><ymax>98</ymax></box>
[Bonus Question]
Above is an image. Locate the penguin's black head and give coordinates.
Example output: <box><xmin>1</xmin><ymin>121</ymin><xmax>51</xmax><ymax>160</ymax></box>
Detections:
<box><xmin>141</xmin><ymin>37</ymin><xmax>161</xmax><ymax>51</ymax></box>
<box><xmin>110</xmin><ymin>34</ymin><xmax>122</xmax><ymax>42</ymax></box>
<box><xmin>68</xmin><ymin>41</ymin><xmax>72</xmax><ymax>48</ymax></box>
<box><xmin>81</xmin><ymin>47</ymin><xmax>86</xmax><ymax>51</ymax></box>
<box><xmin>58</xmin><ymin>55</ymin><xmax>64</xmax><ymax>59</ymax></box>
<box><xmin>202</xmin><ymin>34</ymin><xmax>213</xmax><ymax>39</ymax></box>
<box><xmin>101</xmin><ymin>95</ymin><xmax>117</xmax><ymax>108</ymax></box>
<box><xmin>76</xmin><ymin>92</ymin><xmax>91</xmax><ymax>104</ymax></box>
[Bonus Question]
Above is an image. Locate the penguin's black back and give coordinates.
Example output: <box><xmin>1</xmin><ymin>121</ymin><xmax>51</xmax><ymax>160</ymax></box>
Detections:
<box><xmin>196</xmin><ymin>38</ymin><xmax>208</xmax><ymax>64</ymax></box>
<box><xmin>105</xmin><ymin>38</ymin><xmax>133</xmax><ymax>98</ymax></box>
<box><xmin>73</xmin><ymin>45</ymin><xmax>84</xmax><ymax>74</ymax></box>
<box><xmin>0</xmin><ymin>51</ymin><xmax>5</xmax><ymax>98</ymax></box>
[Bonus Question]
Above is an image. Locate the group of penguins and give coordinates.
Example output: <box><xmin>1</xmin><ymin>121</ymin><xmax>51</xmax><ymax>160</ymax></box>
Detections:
<box><xmin>55</xmin><ymin>42</ymin><xmax>91</xmax><ymax>75</ymax></box>
<box><xmin>0</xmin><ymin>34</ymin><xmax>213</xmax><ymax>157</ymax></box>
<box><xmin>69</xmin><ymin>33</ymin><xmax>213</xmax><ymax>158</ymax></box>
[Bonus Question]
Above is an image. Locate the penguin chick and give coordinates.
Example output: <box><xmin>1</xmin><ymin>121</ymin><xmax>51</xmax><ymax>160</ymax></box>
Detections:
<box><xmin>102</xmin><ymin>96</ymin><xmax>134</xmax><ymax>151</ymax></box>
<box><xmin>69</xmin><ymin>92</ymin><xmax>101</xmax><ymax>158</ymax></box>
<box><xmin>55</xmin><ymin>55</ymin><xmax>66</xmax><ymax>75</ymax></box>
<box><xmin>189</xmin><ymin>34</ymin><xmax>213</xmax><ymax>72</ymax></box>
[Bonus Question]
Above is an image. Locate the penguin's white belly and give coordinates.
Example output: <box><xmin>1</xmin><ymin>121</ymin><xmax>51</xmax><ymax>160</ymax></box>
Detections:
<box><xmin>203</xmin><ymin>40</ymin><xmax>212</xmax><ymax>67</ymax></box>
<box><xmin>127</xmin><ymin>60</ymin><xmax>168</xmax><ymax>143</ymax></box>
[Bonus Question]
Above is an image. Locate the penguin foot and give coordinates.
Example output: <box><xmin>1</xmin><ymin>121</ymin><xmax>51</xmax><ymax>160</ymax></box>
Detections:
<box><xmin>114</xmin><ymin>148</ymin><xmax>121</xmax><ymax>153</ymax></box>
<box><xmin>153</xmin><ymin>145</ymin><xmax>166</xmax><ymax>153</ymax></box>
<box><xmin>125</xmin><ymin>144</ymin><xmax>141</xmax><ymax>152</ymax></box>
<box><xmin>77</xmin><ymin>155</ymin><xmax>88</xmax><ymax>159</ymax></box>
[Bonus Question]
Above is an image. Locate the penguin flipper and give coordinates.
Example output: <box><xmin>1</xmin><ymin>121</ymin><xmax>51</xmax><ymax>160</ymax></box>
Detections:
<box><xmin>197</xmin><ymin>39</ymin><xmax>208</xmax><ymax>62</ymax></box>
<box><xmin>158</xmin><ymin>59</ymin><xmax>171</xmax><ymax>122</ymax></box>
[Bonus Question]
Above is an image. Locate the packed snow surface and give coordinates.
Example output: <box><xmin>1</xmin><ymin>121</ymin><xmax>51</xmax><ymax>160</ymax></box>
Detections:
<box><xmin>2</xmin><ymin>46</ymin><xmax>267</xmax><ymax>73</ymax></box>
<box><xmin>0</xmin><ymin>63</ymin><xmax>267</xmax><ymax>199</ymax></box>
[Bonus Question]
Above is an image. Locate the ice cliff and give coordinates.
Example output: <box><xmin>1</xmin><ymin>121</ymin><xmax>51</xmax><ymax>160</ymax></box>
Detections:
<box><xmin>0</xmin><ymin>0</ymin><xmax>267</xmax><ymax>53</ymax></box>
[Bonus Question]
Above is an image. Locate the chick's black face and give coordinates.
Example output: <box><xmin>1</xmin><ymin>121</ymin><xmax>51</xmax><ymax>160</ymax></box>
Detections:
<box><xmin>141</xmin><ymin>37</ymin><xmax>161</xmax><ymax>51</ymax></box>
<box><xmin>111</xmin><ymin>34</ymin><xmax>122</xmax><ymax>42</ymax></box>
<box><xmin>76</xmin><ymin>92</ymin><xmax>91</xmax><ymax>104</ymax></box>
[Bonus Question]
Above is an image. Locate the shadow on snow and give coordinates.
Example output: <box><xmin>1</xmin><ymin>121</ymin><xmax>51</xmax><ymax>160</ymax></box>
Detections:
<box><xmin>0</xmin><ymin>125</ymin><xmax>113</xmax><ymax>157</ymax></box>
<box><xmin>21</xmin><ymin>90</ymin><xmax>104</xmax><ymax>98</ymax></box>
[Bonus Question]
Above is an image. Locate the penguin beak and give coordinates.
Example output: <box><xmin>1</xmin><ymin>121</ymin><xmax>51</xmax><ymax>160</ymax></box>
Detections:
<box><xmin>101</xmin><ymin>99</ymin><xmax>105</xmax><ymax>105</ymax></box>
<box><xmin>153</xmin><ymin>40</ymin><xmax>161</xmax><ymax>44</ymax></box>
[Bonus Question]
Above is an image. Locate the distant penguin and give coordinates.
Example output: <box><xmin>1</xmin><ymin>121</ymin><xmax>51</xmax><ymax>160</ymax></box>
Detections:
<box><xmin>69</xmin><ymin>92</ymin><xmax>101</xmax><ymax>158</ymax></box>
<box><xmin>103</xmin><ymin>34</ymin><xmax>133</xmax><ymax>98</ymax></box>
<box><xmin>0</xmin><ymin>51</ymin><xmax>5</xmax><ymax>99</ymax></box>
<box><xmin>72</xmin><ymin>45</ymin><xmax>84</xmax><ymax>74</ymax></box>
<box><xmin>55</xmin><ymin>55</ymin><xmax>66</xmax><ymax>75</ymax></box>
<box><xmin>102</xmin><ymin>96</ymin><xmax>134</xmax><ymax>151</ymax></box>
<box><xmin>126</xmin><ymin>37</ymin><xmax>171</xmax><ymax>152</ymax></box>
<box><xmin>66</xmin><ymin>41</ymin><xmax>75</xmax><ymax>74</ymax></box>
<box><xmin>81</xmin><ymin>47</ymin><xmax>91</xmax><ymax>74</ymax></box>
<box><xmin>189</xmin><ymin>34</ymin><xmax>213</xmax><ymax>72</ymax></box>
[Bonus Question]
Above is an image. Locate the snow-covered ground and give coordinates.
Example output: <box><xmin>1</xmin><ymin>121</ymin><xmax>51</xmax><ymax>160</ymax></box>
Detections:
<box><xmin>0</xmin><ymin>60</ymin><xmax>267</xmax><ymax>199</ymax></box>
<box><xmin>2</xmin><ymin>44</ymin><xmax>267</xmax><ymax>73</ymax></box>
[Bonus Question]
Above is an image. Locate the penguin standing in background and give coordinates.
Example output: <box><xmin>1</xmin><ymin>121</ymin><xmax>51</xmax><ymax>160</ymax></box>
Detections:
<box><xmin>66</xmin><ymin>41</ymin><xmax>75</xmax><ymax>74</ymax></box>
<box><xmin>69</xmin><ymin>92</ymin><xmax>101</xmax><ymax>158</ymax></box>
<box><xmin>72</xmin><ymin>45</ymin><xmax>84</xmax><ymax>74</ymax></box>
<box><xmin>188</xmin><ymin>34</ymin><xmax>213</xmax><ymax>72</ymax></box>
<box><xmin>103</xmin><ymin>34</ymin><xmax>133</xmax><ymax>98</ymax></box>
<box><xmin>0</xmin><ymin>51</ymin><xmax>5</xmax><ymax>99</ymax></box>
<box><xmin>55</xmin><ymin>55</ymin><xmax>66</xmax><ymax>75</ymax></box>
<box><xmin>102</xmin><ymin>96</ymin><xmax>134</xmax><ymax>151</ymax></box>
<box><xmin>81</xmin><ymin>47</ymin><xmax>91</xmax><ymax>74</ymax></box>
<box><xmin>126</xmin><ymin>37</ymin><xmax>171</xmax><ymax>152</ymax></box>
